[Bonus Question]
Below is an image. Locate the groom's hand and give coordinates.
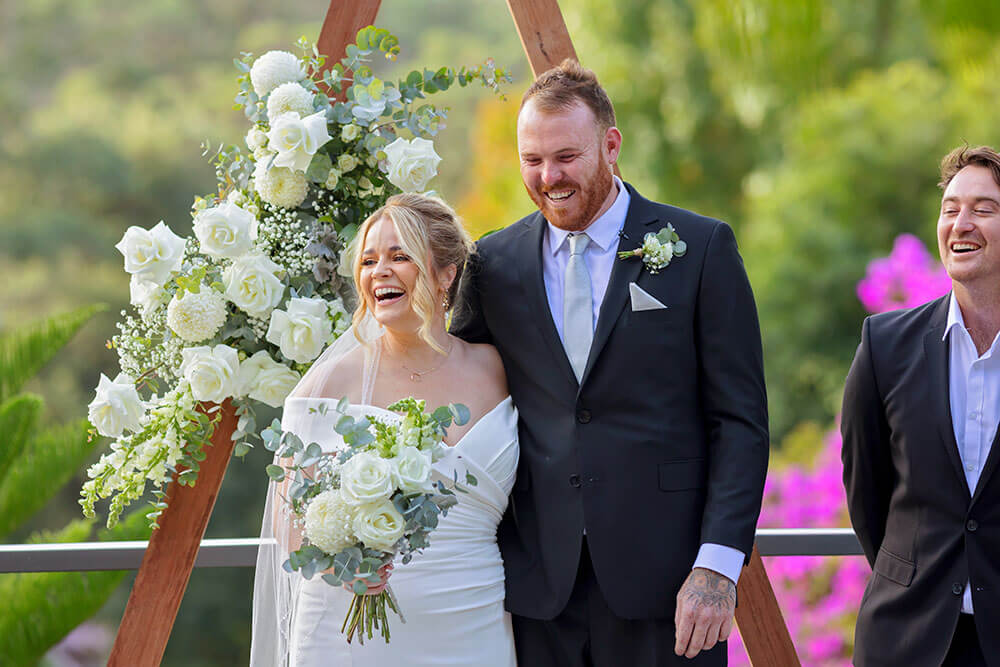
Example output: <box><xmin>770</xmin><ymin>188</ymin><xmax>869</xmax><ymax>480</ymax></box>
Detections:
<box><xmin>674</xmin><ymin>567</ymin><xmax>736</xmax><ymax>659</ymax></box>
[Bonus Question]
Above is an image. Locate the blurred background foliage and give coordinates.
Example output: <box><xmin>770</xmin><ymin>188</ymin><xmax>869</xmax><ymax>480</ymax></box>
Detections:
<box><xmin>3</xmin><ymin>0</ymin><xmax>1000</xmax><ymax>664</ymax></box>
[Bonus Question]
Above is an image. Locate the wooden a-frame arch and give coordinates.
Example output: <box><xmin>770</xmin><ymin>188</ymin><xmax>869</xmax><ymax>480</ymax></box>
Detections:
<box><xmin>107</xmin><ymin>2</ymin><xmax>800</xmax><ymax>664</ymax></box>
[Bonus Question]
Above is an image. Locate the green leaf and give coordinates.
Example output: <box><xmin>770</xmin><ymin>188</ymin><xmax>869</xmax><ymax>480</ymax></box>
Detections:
<box><xmin>449</xmin><ymin>403</ymin><xmax>471</xmax><ymax>426</ymax></box>
<box><xmin>233</xmin><ymin>442</ymin><xmax>252</xmax><ymax>458</ymax></box>
<box><xmin>266</xmin><ymin>464</ymin><xmax>285</xmax><ymax>481</ymax></box>
<box><xmin>306</xmin><ymin>152</ymin><xmax>333</xmax><ymax>184</ymax></box>
<box><xmin>352</xmin><ymin>579</ymin><xmax>368</xmax><ymax>595</ymax></box>
<box><xmin>466</xmin><ymin>471</ymin><xmax>478</xmax><ymax>487</ymax></box>
<box><xmin>431</xmin><ymin>405</ymin><xmax>452</xmax><ymax>427</ymax></box>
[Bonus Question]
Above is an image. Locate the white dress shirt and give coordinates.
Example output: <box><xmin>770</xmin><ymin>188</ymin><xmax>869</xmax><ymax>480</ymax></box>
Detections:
<box><xmin>540</xmin><ymin>177</ymin><xmax>746</xmax><ymax>585</ymax></box>
<box><xmin>944</xmin><ymin>293</ymin><xmax>1000</xmax><ymax>615</ymax></box>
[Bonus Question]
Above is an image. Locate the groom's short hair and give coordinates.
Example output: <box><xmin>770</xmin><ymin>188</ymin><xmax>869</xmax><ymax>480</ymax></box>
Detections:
<box><xmin>521</xmin><ymin>58</ymin><xmax>616</xmax><ymax>131</ymax></box>
<box><xmin>939</xmin><ymin>144</ymin><xmax>1000</xmax><ymax>190</ymax></box>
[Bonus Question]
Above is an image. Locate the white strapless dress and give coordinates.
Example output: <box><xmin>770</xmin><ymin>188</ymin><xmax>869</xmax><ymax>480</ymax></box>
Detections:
<box><xmin>281</xmin><ymin>396</ymin><xmax>519</xmax><ymax>667</ymax></box>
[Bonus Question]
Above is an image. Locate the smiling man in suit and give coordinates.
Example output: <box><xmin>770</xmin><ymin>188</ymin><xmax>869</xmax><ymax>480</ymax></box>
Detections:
<box><xmin>842</xmin><ymin>145</ymin><xmax>1000</xmax><ymax>666</ymax></box>
<box><xmin>452</xmin><ymin>59</ymin><xmax>768</xmax><ymax>666</ymax></box>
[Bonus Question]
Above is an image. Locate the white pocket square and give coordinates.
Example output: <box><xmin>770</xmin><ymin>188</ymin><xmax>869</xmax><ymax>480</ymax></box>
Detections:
<box><xmin>629</xmin><ymin>282</ymin><xmax>667</xmax><ymax>311</ymax></box>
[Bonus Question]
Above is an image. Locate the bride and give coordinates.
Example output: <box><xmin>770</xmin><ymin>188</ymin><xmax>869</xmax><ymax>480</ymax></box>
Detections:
<box><xmin>250</xmin><ymin>193</ymin><xmax>518</xmax><ymax>666</ymax></box>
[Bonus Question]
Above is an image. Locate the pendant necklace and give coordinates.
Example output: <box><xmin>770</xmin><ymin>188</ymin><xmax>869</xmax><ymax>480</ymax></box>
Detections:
<box><xmin>400</xmin><ymin>341</ymin><xmax>454</xmax><ymax>382</ymax></box>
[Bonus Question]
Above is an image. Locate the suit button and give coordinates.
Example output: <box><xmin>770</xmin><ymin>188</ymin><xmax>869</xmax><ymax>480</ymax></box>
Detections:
<box><xmin>577</xmin><ymin>409</ymin><xmax>591</xmax><ymax>424</ymax></box>
<box><xmin>967</xmin><ymin>519</ymin><xmax>978</xmax><ymax>532</ymax></box>
<box><xmin>953</xmin><ymin>583</ymin><xmax>964</xmax><ymax>595</ymax></box>
<box><xmin>569</xmin><ymin>474</ymin><xmax>582</xmax><ymax>488</ymax></box>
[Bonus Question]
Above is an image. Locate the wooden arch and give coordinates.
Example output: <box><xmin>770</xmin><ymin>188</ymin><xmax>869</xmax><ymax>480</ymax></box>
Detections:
<box><xmin>107</xmin><ymin>2</ymin><xmax>799</xmax><ymax>665</ymax></box>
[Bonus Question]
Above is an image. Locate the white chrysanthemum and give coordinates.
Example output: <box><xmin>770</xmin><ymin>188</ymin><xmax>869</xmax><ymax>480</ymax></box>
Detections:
<box><xmin>249</xmin><ymin>50</ymin><xmax>305</xmax><ymax>97</ymax></box>
<box><xmin>304</xmin><ymin>489</ymin><xmax>357</xmax><ymax>554</ymax></box>
<box><xmin>166</xmin><ymin>288</ymin><xmax>227</xmax><ymax>342</ymax></box>
<box><xmin>266</xmin><ymin>82</ymin><xmax>315</xmax><ymax>122</ymax></box>
<box><xmin>253</xmin><ymin>161</ymin><xmax>309</xmax><ymax>209</ymax></box>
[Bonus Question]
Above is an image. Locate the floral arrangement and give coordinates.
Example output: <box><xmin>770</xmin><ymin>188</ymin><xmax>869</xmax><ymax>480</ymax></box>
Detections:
<box><xmin>264</xmin><ymin>397</ymin><xmax>476</xmax><ymax>644</ymax></box>
<box><xmin>616</xmin><ymin>223</ymin><xmax>687</xmax><ymax>274</ymax></box>
<box><xmin>80</xmin><ymin>27</ymin><xmax>509</xmax><ymax>529</ymax></box>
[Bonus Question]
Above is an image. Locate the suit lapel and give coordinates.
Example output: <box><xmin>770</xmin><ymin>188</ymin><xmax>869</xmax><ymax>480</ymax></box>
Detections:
<box><xmin>579</xmin><ymin>186</ymin><xmax>659</xmax><ymax>386</ymax></box>
<box><xmin>516</xmin><ymin>212</ymin><xmax>578</xmax><ymax>385</ymax></box>
<box><xmin>924</xmin><ymin>297</ymin><xmax>971</xmax><ymax>502</ymax></box>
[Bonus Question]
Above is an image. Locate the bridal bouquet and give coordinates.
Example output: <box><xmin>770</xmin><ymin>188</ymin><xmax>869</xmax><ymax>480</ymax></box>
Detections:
<box><xmin>79</xmin><ymin>27</ymin><xmax>509</xmax><ymax>529</ymax></box>
<box><xmin>264</xmin><ymin>397</ymin><xmax>476</xmax><ymax>644</ymax></box>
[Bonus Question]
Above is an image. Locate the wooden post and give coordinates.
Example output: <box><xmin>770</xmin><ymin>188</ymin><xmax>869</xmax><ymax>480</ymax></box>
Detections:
<box><xmin>506</xmin><ymin>0</ymin><xmax>579</xmax><ymax>77</ymax></box>
<box><xmin>108</xmin><ymin>402</ymin><xmax>238</xmax><ymax>666</ymax></box>
<box><xmin>735</xmin><ymin>546</ymin><xmax>801</xmax><ymax>666</ymax></box>
<box><xmin>317</xmin><ymin>0</ymin><xmax>383</xmax><ymax>100</ymax></box>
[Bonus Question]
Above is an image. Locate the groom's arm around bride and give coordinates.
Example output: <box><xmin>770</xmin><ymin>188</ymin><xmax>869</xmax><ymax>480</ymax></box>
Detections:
<box><xmin>452</xmin><ymin>59</ymin><xmax>768</xmax><ymax>666</ymax></box>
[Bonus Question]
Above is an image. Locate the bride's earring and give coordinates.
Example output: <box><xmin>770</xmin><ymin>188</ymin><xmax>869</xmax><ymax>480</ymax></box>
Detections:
<box><xmin>442</xmin><ymin>292</ymin><xmax>451</xmax><ymax>311</ymax></box>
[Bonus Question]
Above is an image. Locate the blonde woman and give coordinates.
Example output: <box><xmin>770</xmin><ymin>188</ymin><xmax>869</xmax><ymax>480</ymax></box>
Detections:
<box><xmin>251</xmin><ymin>194</ymin><xmax>518</xmax><ymax>666</ymax></box>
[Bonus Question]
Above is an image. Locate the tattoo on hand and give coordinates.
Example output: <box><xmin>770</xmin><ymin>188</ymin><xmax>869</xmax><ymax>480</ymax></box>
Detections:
<box><xmin>682</xmin><ymin>568</ymin><xmax>736</xmax><ymax>612</ymax></box>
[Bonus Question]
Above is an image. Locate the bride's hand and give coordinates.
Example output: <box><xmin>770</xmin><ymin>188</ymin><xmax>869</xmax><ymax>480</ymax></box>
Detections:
<box><xmin>342</xmin><ymin>562</ymin><xmax>394</xmax><ymax>595</ymax></box>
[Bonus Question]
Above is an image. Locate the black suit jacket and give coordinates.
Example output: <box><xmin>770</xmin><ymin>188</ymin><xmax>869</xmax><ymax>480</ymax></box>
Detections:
<box><xmin>451</xmin><ymin>184</ymin><xmax>769</xmax><ymax>620</ymax></box>
<box><xmin>842</xmin><ymin>295</ymin><xmax>1000</xmax><ymax>666</ymax></box>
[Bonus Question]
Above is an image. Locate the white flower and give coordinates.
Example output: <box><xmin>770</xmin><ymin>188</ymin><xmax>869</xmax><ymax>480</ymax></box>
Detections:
<box><xmin>129</xmin><ymin>275</ymin><xmax>166</xmax><ymax>318</ymax></box>
<box><xmin>88</xmin><ymin>373</ymin><xmax>145</xmax><ymax>438</ymax></box>
<box><xmin>383</xmin><ymin>137</ymin><xmax>441</xmax><ymax>192</ymax></box>
<box><xmin>391</xmin><ymin>446</ymin><xmax>434</xmax><ymax>494</ymax></box>
<box><xmin>180</xmin><ymin>344</ymin><xmax>240</xmax><ymax>403</ymax></box>
<box><xmin>166</xmin><ymin>288</ymin><xmax>228</xmax><ymax>342</ymax></box>
<box><xmin>246</xmin><ymin>126</ymin><xmax>268</xmax><ymax>152</ymax></box>
<box><xmin>249</xmin><ymin>50</ymin><xmax>305</xmax><ymax>97</ymax></box>
<box><xmin>267</xmin><ymin>111</ymin><xmax>331</xmax><ymax>173</ymax></box>
<box><xmin>341</xmin><ymin>124</ymin><xmax>362</xmax><ymax>142</ymax></box>
<box><xmin>336</xmin><ymin>244</ymin><xmax>355</xmax><ymax>278</ymax></box>
<box><xmin>115</xmin><ymin>221</ymin><xmax>186</xmax><ymax>286</ymax></box>
<box><xmin>265</xmin><ymin>296</ymin><xmax>332</xmax><ymax>363</ymax></box>
<box><xmin>222</xmin><ymin>252</ymin><xmax>285</xmax><ymax>318</ymax></box>
<box><xmin>337</xmin><ymin>153</ymin><xmax>359</xmax><ymax>173</ymax></box>
<box><xmin>304</xmin><ymin>489</ymin><xmax>357</xmax><ymax>554</ymax></box>
<box><xmin>193</xmin><ymin>201</ymin><xmax>258</xmax><ymax>258</ymax></box>
<box><xmin>339</xmin><ymin>452</ymin><xmax>394</xmax><ymax>506</ymax></box>
<box><xmin>324</xmin><ymin>168</ymin><xmax>340</xmax><ymax>190</ymax></box>
<box><xmin>352</xmin><ymin>498</ymin><xmax>405</xmax><ymax>552</ymax></box>
<box><xmin>237</xmin><ymin>350</ymin><xmax>300</xmax><ymax>408</ymax></box>
<box><xmin>266</xmin><ymin>82</ymin><xmax>315</xmax><ymax>123</ymax></box>
<box><xmin>253</xmin><ymin>160</ymin><xmax>309</xmax><ymax>209</ymax></box>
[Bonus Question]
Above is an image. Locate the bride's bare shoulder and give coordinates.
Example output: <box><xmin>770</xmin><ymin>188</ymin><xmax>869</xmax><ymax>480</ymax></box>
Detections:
<box><xmin>456</xmin><ymin>339</ymin><xmax>508</xmax><ymax>399</ymax></box>
<box><xmin>301</xmin><ymin>345</ymin><xmax>366</xmax><ymax>401</ymax></box>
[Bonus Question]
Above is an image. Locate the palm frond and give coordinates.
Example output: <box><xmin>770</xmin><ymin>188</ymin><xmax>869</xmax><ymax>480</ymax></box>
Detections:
<box><xmin>0</xmin><ymin>304</ymin><xmax>106</xmax><ymax>404</ymax></box>
<box><xmin>0</xmin><ymin>394</ymin><xmax>42</xmax><ymax>495</ymax></box>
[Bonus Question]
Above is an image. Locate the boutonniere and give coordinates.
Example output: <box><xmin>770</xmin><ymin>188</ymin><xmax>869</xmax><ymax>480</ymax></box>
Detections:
<box><xmin>617</xmin><ymin>223</ymin><xmax>687</xmax><ymax>274</ymax></box>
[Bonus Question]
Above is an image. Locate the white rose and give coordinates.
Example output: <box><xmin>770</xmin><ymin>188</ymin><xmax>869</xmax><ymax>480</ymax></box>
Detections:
<box><xmin>252</xmin><ymin>160</ymin><xmax>309</xmax><ymax>209</ymax></box>
<box><xmin>337</xmin><ymin>153</ymin><xmax>359</xmax><ymax>173</ymax></box>
<box><xmin>180</xmin><ymin>344</ymin><xmax>240</xmax><ymax>403</ymax></box>
<box><xmin>352</xmin><ymin>498</ymin><xmax>405</xmax><ymax>552</ymax></box>
<box><xmin>193</xmin><ymin>201</ymin><xmax>258</xmax><ymax>258</ymax></box>
<box><xmin>383</xmin><ymin>137</ymin><xmax>441</xmax><ymax>192</ymax></box>
<box><xmin>88</xmin><ymin>373</ymin><xmax>145</xmax><ymax>438</ymax></box>
<box><xmin>249</xmin><ymin>50</ymin><xmax>305</xmax><ymax>97</ymax></box>
<box><xmin>266</xmin><ymin>82</ymin><xmax>315</xmax><ymax>123</ymax></box>
<box><xmin>246</xmin><ymin>126</ymin><xmax>268</xmax><ymax>151</ymax></box>
<box><xmin>129</xmin><ymin>275</ymin><xmax>166</xmax><ymax>318</ymax></box>
<box><xmin>341</xmin><ymin>124</ymin><xmax>362</xmax><ymax>142</ymax></box>
<box><xmin>392</xmin><ymin>446</ymin><xmax>434</xmax><ymax>494</ymax></box>
<box><xmin>166</xmin><ymin>288</ymin><xmax>228</xmax><ymax>342</ymax></box>
<box><xmin>304</xmin><ymin>489</ymin><xmax>357</xmax><ymax>554</ymax></box>
<box><xmin>339</xmin><ymin>452</ymin><xmax>394</xmax><ymax>506</ymax></box>
<box><xmin>114</xmin><ymin>220</ymin><xmax>186</xmax><ymax>286</ymax></box>
<box><xmin>267</xmin><ymin>111</ymin><xmax>331</xmax><ymax>173</ymax></box>
<box><xmin>222</xmin><ymin>253</ymin><xmax>285</xmax><ymax>319</ymax></box>
<box><xmin>265</xmin><ymin>296</ymin><xmax>332</xmax><ymax>364</ymax></box>
<box><xmin>324</xmin><ymin>168</ymin><xmax>340</xmax><ymax>190</ymax></box>
<box><xmin>237</xmin><ymin>350</ymin><xmax>301</xmax><ymax>408</ymax></box>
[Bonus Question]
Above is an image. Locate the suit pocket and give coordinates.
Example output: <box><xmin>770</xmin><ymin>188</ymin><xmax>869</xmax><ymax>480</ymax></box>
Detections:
<box><xmin>658</xmin><ymin>458</ymin><xmax>707</xmax><ymax>491</ymax></box>
<box><xmin>873</xmin><ymin>546</ymin><xmax>914</xmax><ymax>586</ymax></box>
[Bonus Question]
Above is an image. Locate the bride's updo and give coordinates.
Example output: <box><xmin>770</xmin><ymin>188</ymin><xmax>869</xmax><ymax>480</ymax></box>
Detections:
<box><xmin>351</xmin><ymin>193</ymin><xmax>474</xmax><ymax>351</ymax></box>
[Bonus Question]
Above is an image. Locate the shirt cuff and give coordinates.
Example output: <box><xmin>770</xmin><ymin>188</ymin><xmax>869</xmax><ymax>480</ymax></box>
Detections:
<box><xmin>693</xmin><ymin>543</ymin><xmax>746</xmax><ymax>586</ymax></box>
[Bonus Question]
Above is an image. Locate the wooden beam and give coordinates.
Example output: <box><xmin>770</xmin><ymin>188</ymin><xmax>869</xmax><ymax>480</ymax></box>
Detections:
<box><xmin>506</xmin><ymin>0</ymin><xmax>578</xmax><ymax>78</ymax></box>
<box><xmin>317</xmin><ymin>0</ymin><xmax>383</xmax><ymax>99</ymax></box>
<box><xmin>107</xmin><ymin>401</ymin><xmax>238</xmax><ymax>666</ymax></box>
<box><xmin>735</xmin><ymin>546</ymin><xmax>801</xmax><ymax>666</ymax></box>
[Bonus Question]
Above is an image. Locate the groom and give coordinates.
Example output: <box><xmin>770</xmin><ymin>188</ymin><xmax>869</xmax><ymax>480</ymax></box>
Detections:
<box><xmin>452</xmin><ymin>59</ymin><xmax>768</xmax><ymax>665</ymax></box>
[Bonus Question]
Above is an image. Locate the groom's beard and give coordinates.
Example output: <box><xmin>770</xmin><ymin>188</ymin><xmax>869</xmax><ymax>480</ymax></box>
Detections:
<box><xmin>529</xmin><ymin>161</ymin><xmax>615</xmax><ymax>232</ymax></box>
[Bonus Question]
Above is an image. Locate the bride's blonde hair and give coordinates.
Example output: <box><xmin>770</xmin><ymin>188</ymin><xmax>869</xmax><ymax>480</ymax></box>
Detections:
<box><xmin>350</xmin><ymin>193</ymin><xmax>474</xmax><ymax>353</ymax></box>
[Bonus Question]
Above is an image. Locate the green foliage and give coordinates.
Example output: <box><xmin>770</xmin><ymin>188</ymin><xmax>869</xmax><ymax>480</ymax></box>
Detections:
<box><xmin>0</xmin><ymin>304</ymin><xmax>106</xmax><ymax>404</ymax></box>
<box><xmin>0</xmin><ymin>395</ymin><xmax>42</xmax><ymax>497</ymax></box>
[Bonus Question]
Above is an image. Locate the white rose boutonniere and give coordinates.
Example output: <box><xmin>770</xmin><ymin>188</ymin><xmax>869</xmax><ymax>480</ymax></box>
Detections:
<box><xmin>265</xmin><ymin>296</ymin><xmax>332</xmax><ymax>363</ymax></box>
<box><xmin>88</xmin><ymin>373</ymin><xmax>145</xmax><ymax>438</ymax></box>
<box><xmin>193</xmin><ymin>201</ymin><xmax>258</xmax><ymax>258</ymax></box>
<box><xmin>180</xmin><ymin>344</ymin><xmax>241</xmax><ymax>403</ymax></box>
<box><xmin>115</xmin><ymin>221</ymin><xmax>186</xmax><ymax>286</ymax></box>
<box><xmin>339</xmin><ymin>451</ymin><xmax>394</xmax><ymax>505</ymax></box>
<box><xmin>617</xmin><ymin>223</ymin><xmax>688</xmax><ymax>274</ymax></box>
<box><xmin>383</xmin><ymin>136</ymin><xmax>441</xmax><ymax>192</ymax></box>
<box><xmin>237</xmin><ymin>350</ymin><xmax>301</xmax><ymax>408</ymax></box>
<box><xmin>267</xmin><ymin>111</ymin><xmax>332</xmax><ymax>173</ymax></box>
<box><xmin>222</xmin><ymin>253</ymin><xmax>286</xmax><ymax>319</ymax></box>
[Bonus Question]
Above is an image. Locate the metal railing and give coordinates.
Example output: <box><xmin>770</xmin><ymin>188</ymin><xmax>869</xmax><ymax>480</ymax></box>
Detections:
<box><xmin>0</xmin><ymin>529</ymin><xmax>862</xmax><ymax>573</ymax></box>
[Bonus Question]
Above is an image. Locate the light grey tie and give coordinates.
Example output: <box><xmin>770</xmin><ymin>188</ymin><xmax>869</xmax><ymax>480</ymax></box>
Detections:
<box><xmin>563</xmin><ymin>233</ymin><xmax>593</xmax><ymax>382</ymax></box>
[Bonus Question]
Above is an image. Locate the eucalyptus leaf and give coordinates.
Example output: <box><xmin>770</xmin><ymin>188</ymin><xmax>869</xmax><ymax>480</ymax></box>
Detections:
<box><xmin>449</xmin><ymin>403</ymin><xmax>470</xmax><ymax>426</ymax></box>
<box><xmin>265</xmin><ymin>464</ymin><xmax>285</xmax><ymax>481</ymax></box>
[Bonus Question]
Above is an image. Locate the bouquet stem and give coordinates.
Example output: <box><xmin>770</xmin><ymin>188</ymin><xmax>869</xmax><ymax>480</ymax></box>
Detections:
<box><xmin>341</xmin><ymin>585</ymin><xmax>403</xmax><ymax>644</ymax></box>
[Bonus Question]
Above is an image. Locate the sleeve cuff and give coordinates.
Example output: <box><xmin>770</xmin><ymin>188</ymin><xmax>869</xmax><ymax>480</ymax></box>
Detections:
<box><xmin>693</xmin><ymin>543</ymin><xmax>746</xmax><ymax>585</ymax></box>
